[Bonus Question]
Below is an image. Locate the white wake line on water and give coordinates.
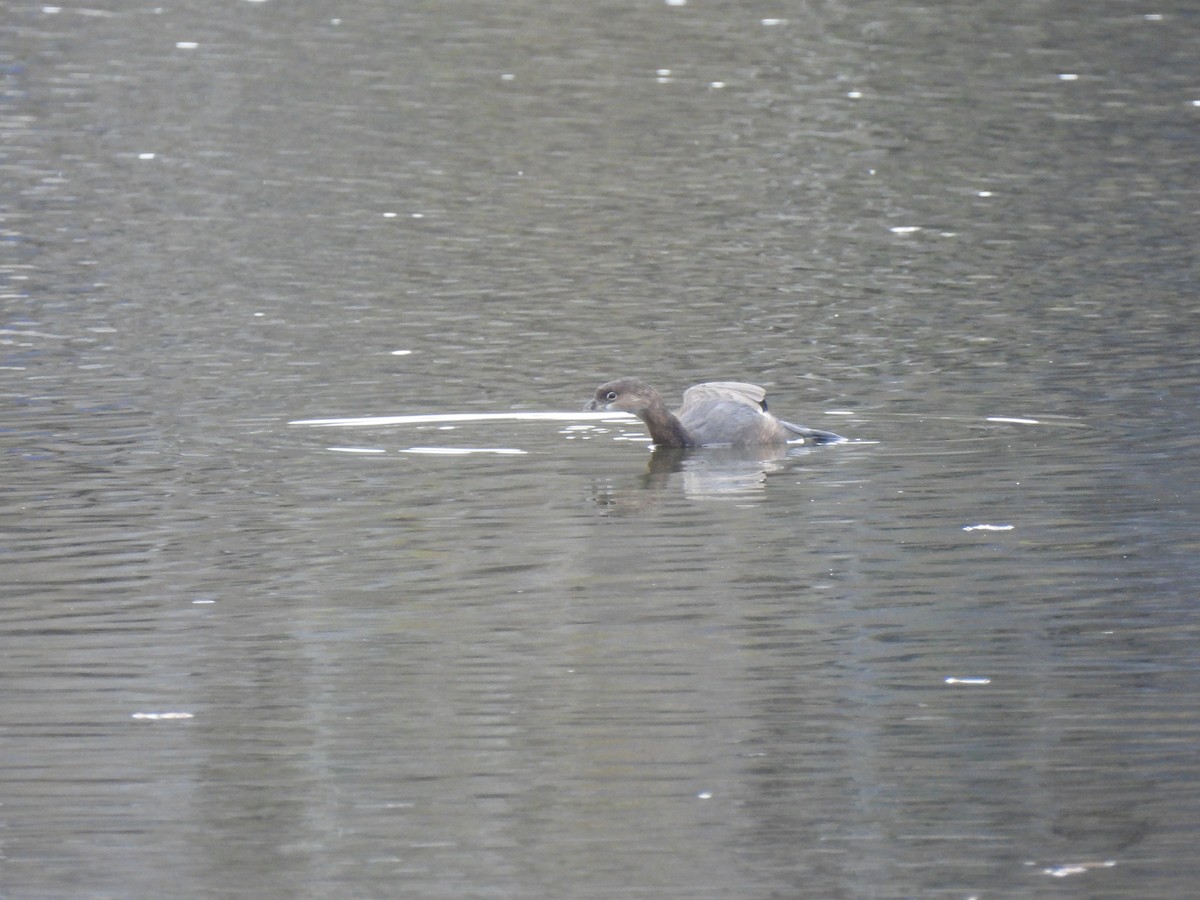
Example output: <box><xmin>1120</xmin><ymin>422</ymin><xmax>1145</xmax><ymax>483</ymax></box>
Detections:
<box><xmin>325</xmin><ymin>445</ymin><xmax>530</xmax><ymax>456</ymax></box>
<box><xmin>400</xmin><ymin>447</ymin><xmax>528</xmax><ymax>456</ymax></box>
<box><xmin>289</xmin><ymin>411</ymin><xmax>636</xmax><ymax>427</ymax></box>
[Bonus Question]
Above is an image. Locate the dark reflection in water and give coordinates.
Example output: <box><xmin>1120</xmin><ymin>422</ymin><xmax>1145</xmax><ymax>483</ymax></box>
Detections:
<box><xmin>590</xmin><ymin>440</ymin><xmax>854</xmax><ymax>503</ymax></box>
<box><xmin>3</xmin><ymin>0</ymin><xmax>1200</xmax><ymax>897</ymax></box>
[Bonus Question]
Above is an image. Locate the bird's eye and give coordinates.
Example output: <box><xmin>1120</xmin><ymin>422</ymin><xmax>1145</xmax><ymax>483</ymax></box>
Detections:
<box><xmin>605</xmin><ymin>391</ymin><xmax>618</xmax><ymax>401</ymax></box>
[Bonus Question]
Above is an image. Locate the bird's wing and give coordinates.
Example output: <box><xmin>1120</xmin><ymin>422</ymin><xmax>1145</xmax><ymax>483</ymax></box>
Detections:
<box><xmin>679</xmin><ymin>381</ymin><xmax>768</xmax><ymax>413</ymax></box>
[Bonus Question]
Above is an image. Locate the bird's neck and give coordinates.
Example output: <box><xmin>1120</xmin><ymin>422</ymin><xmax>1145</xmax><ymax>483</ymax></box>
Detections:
<box><xmin>640</xmin><ymin>401</ymin><xmax>695</xmax><ymax>448</ymax></box>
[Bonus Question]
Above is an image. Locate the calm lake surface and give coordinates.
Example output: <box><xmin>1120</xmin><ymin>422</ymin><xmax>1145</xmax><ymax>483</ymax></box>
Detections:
<box><xmin>3</xmin><ymin>0</ymin><xmax>1199</xmax><ymax>897</ymax></box>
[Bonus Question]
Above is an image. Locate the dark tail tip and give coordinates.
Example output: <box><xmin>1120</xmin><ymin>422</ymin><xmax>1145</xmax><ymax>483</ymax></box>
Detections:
<box><xmin>806</xmin><ymin>428</ymin><xmax>846</xmax><ymax>444</ymax></box>
<box><xmin>783</xmin><ymin>421</ymin><xmax>846</xmax><ymax>444</ymax></box>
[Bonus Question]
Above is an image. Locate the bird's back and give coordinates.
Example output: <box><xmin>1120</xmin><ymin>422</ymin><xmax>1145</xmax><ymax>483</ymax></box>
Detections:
<box><xmin>676</xmin><ymin>382</ymin><xmax>789</xmax><ymax>446</ymax></box>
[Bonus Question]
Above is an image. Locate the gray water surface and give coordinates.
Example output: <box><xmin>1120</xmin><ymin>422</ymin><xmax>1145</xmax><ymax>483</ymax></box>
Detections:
<box><xmin>4</xmin><ymin>1</ymin><xmax>1199</xmax><ymax>897</ymax></box>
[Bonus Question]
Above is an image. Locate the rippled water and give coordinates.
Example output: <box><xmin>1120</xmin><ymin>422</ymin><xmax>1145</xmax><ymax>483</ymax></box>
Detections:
<box><xmin>4</xmin><ymin>0</ymin><xmax>1200</xmax><ymax>897</ymax></box>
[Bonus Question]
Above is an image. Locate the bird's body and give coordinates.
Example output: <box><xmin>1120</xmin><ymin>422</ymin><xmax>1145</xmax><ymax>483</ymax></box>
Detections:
<box><xmin>585</xmin><ymin>378</ymin><xmax>844</xmax><ymax>448</ymax></box>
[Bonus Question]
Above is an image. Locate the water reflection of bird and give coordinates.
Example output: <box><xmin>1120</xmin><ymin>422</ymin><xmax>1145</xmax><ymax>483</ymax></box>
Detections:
<box><xmin>585</xmin><ymin>378</ymin><xmax>844</xmax><ymax>448</ymax></box>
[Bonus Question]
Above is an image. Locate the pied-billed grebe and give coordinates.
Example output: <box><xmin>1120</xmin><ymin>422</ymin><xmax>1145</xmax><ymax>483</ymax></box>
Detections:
<box><xmin>585</xmin><ymin>378</ymin><xmax>844</xmax><ymax>448</ymax></box>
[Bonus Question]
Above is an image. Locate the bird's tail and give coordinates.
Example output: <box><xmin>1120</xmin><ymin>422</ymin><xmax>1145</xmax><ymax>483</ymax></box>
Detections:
<box><xmin>781</xmin><ymin>421</ymin><xmax>846</xmax><ymax>444</ymax></box>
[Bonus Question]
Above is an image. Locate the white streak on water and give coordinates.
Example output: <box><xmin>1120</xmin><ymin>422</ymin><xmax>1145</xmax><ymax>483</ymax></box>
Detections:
<box><xmin>290</xmin><ymin>411</ymin><xmax>635</xmax><ymax>427</ymax></box>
